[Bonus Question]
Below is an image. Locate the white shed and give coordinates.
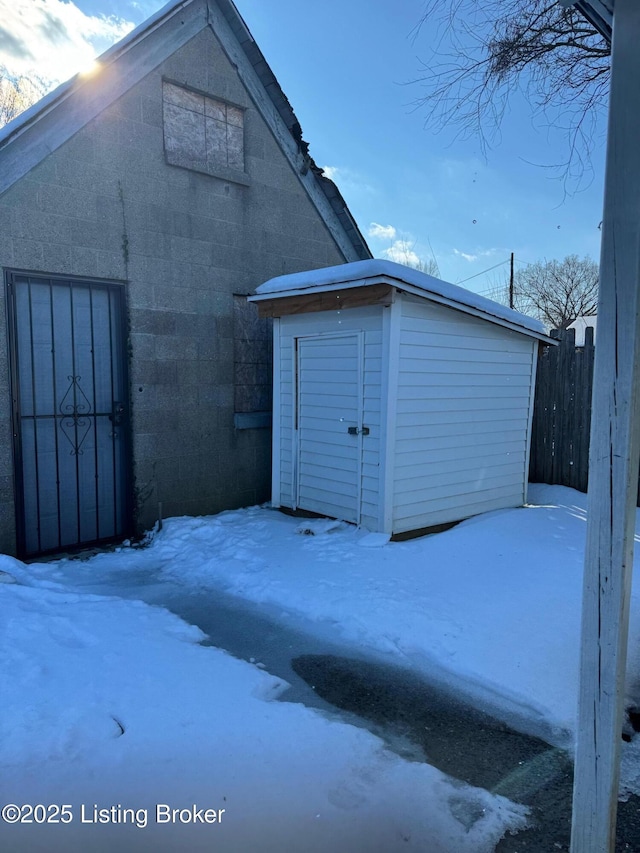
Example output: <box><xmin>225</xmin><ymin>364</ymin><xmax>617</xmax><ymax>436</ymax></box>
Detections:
<box><xmin>249</xmin><ymin>259</ymin><xmax>555</xmax><ymax>537</ymax></box>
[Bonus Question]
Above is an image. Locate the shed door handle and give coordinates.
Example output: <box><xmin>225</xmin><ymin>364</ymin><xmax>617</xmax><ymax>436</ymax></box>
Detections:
<box><xmin>347</xmin><ymin>426</ymin><xmax>370</xmax><ymax>436</ymax></box>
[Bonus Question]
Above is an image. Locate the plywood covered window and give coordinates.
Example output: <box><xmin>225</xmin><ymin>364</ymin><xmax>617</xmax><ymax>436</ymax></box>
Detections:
<box><xmin>162</xmin><ymin>81</ymin><xmax>246</xmax><ymax>181</ymax></box>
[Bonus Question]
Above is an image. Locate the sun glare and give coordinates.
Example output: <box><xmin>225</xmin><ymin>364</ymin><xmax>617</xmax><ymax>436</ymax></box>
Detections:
<box><xmin>78</xmin><ymin>59</ymin><xmax>100</xmax><ymax>77</ymax></box>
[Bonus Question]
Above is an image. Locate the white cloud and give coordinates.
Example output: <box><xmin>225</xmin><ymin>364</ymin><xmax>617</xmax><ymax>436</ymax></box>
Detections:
<box><xmin>0</xmin><ymin>0</ymin><xmax>135</xmax><ymax>86</ymax></box>
<box><xmin>453</xmin><ymin>247</ymin><xmax>502</xmax><ymax>263</ymax></box>
<box><xmin>382</xmin><ymin>240</ymin><xmax>420</xmax><ymax>266</ymax></box>
<box><xmin>368</xmin><ymin>222</ymin><xmax>397</xmax><ymax>241</ymax></box>
<box><xmin>454</xmin><ymin>249</ymin><xmax>478</xmax><ymax>263</ymax></box>
<box><xmin>321</xmin><ymin>165</ymin><xmax>375</xmax><ymax>196</ymax></box>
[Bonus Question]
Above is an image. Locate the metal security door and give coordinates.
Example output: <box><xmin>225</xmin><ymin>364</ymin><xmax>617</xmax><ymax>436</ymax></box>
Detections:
<box><xmin>296</xmin><ymin>333</ymin><xmax>364</xmax><ymax>524</ymax></box>
<box><xmin>8</xmin><ymin>273</ymin><xmax>131</xmax><ymax>557</ymax></box>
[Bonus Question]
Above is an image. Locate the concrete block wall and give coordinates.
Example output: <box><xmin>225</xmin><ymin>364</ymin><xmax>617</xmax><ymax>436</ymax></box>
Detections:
<box><xmin>0</xmin><ymin>25</ymin><xmax>346</xmax><ymax>554</ymax></box>
<box><xmin>233</xmin><ymin>295</ymin><xmax>272</xmax><ymax>415</ymax></box>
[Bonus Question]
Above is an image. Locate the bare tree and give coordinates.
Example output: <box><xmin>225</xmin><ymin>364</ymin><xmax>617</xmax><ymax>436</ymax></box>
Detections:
<box><xmin>412</xmin><ymin>1</ymin><xmax>610</xmax><ymax>189</ymax></box>
<box><xmin>492</xmin><ymin>254</ymin><xmax>598</xmax><ymax>328</ymax></box>
<box><xmin>390</xmin><ymin>249</ymin><xmax>440</xmax><ymax>278</ymax></box>
<box><xmin>403</xmin><ymin>254</ymin><xmax>441</xmax><ymax>278</ymax></box>
<box><xmin>0</xmin><ymin>68</ymin><xmax>46</xmax><ymax>129</ymax></box>
<box><xmin>379</xmin><ymin>237</ymin><xmax>441</xmax><ymax>277</ymax></box>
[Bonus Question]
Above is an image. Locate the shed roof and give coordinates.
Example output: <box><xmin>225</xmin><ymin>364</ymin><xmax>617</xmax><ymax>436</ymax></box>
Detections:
<box><xmin>0</xmin><ymin>0</ymin><xmax>371</xmax><ymax>263</ymax></box>
<box><xmin>251</xmin><ymin>259</ymin><xmax>555</xmax><ymax>342</ymax></box>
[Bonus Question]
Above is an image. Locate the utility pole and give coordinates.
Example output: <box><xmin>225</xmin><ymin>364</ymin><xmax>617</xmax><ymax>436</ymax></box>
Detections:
<box><xmin>509</xmin><ymin>252</ymin><xmax>514</xmax><ymax>309</ymax></box>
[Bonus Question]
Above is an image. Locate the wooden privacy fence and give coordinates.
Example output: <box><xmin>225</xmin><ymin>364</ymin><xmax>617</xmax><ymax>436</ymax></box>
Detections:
<box><xmin>528</xmin><ymin>325</ymin><xmax>640</xmax><ymax>503</ymax></box>
<box><xmin>529</xmin><ymin>326</ymin><xmax>596</xmax><ymax>494</ymax></box>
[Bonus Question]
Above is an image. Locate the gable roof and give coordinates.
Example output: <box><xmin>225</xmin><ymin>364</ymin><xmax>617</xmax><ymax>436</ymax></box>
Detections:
<box><xmin>0</xmin><ymin>0</ymin><xmax>371</xmax><ymax>263</ymax></box>
<box><xmin>250</xmin><ymin>258</ymin><xmax>556</xmax><ymax>342</ymax></box>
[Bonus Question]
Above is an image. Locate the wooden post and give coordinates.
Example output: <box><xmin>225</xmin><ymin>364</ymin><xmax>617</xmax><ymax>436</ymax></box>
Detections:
<box><xmin>570</xmin><ymin>1</ymin><xmax>640</xmax><ymax>851</ymax></box>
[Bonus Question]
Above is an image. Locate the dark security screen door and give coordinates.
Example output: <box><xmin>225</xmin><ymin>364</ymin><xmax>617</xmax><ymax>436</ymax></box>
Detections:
<box><xmin>8</xmin><ymin>273</ymin><xmax>131</xmax><ymax>557</ymax></box>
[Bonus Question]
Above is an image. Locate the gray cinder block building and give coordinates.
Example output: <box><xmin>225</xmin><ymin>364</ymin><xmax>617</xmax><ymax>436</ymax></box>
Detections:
<box><xmin>0</xmin><ymin>0</ymin><xmax>370</xmax><ymax>558</ymax></box>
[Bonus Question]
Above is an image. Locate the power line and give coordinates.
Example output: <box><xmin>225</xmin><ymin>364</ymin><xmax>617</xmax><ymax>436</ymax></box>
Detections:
<box><xmin>455</xmin><ymin>259</ymin><xmax>511</xmax><ymax>285</ymax></box>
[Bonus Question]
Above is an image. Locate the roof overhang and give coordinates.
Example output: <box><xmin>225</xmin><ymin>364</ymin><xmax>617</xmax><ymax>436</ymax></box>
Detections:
<box><xmin>559</xmin><ymin>0</ymin><xmax>613</xmax><ymax>41</ymax></box>
<box><xmin>250</xmin><ymin>260</ymin><xmax>557</xmax><ymax>345</ymax></box>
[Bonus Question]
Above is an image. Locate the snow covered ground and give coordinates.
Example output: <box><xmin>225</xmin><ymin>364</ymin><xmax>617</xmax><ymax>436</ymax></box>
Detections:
<box><xmin>2</xmin><ymin>483</ymin><xmax>640</xmax><ymax>851</ymax></box>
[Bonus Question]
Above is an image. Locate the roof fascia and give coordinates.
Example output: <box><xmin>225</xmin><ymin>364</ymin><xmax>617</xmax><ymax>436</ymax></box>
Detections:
<box><xmin>392</xmin><ymin>280</ymin><xmax>557</xmax><ymax>343</ymax></box>
<box><xmin>215</xmin><ymin>0</ymin><xmax>370</xmax><ymax>260</ymax></box>
<box><xmin>205</xmin><ymin>0</ymin><xmax>363</xmax><ymax>261</ymax></box>
<box><xmin>249</xmin><ymin>276</ymin><xmax>557</xmax><ymax>343</ymax></box>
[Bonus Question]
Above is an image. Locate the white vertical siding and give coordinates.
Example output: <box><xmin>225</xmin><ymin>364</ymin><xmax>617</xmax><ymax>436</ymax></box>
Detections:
<box><xmin>392</xmin><ymin>296</ymin><xmax>537</xmax><ymax>533</ymax></box>
<box><xmin>276</xmin><ymin>307</ymin><xmax>384</xmax><ymax>529</ymax></box>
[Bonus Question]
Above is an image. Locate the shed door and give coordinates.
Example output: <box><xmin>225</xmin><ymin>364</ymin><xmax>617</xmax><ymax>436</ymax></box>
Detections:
<box><xmin>296</xmin><ymin>333</ymin><xmax>363</xmax><ymax>524</ymax></box>
<box><xmin>8</xmin><ymin>273</ymin><xmax>131</xmax><ymax>557</ymax></box>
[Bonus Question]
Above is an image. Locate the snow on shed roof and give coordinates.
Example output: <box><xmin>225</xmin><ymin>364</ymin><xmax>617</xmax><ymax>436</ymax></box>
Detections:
<box><xmin>253</xmin><ymin>259</ymin><xmax>551</xmax><ymax>340</ymax></box>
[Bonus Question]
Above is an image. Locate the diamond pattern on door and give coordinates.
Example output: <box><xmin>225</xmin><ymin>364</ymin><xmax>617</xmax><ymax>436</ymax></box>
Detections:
<box><xmin>8</xmin><ymin>274</ymin><xmax>131</xmax><ymax>557</ymax></box>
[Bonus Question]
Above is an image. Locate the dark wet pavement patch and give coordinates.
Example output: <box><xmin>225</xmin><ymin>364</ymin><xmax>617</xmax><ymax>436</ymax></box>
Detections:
<box><xmin>86</xmin><ymin>575</ymin><xmax>640</xmax><ymax>853</ymax></box>
<box><xmin>292</xmin><ymin>654</ymin><xmax>555</xmax><ymax>792</ymax></box>
<box><xmin>292</xmin><ymin>653</ymin><xmax>640</xmax><ymax>853</ymax></box>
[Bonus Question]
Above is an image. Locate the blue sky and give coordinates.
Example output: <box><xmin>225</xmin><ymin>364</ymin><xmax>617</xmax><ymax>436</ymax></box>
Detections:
<box><xmin>0</xmin><ymin>0</ymin><xmax>607</xmax><ymax>296</ymax></box>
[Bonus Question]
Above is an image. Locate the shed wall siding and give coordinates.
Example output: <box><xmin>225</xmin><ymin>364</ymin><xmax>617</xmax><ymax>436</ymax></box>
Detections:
<box><xmin>277</xmin><ymin>307</ymin><xmax>384</xmax><ymax>530</ymax></box>
<box><xmin>392</xmin><ymin>296</ymin><xmax>536</xmax><ymax>532</ymax></box>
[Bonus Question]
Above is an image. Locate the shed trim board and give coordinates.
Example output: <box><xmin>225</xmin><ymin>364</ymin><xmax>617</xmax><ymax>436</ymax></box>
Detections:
<box><xmin>380</xmin><ymin>300</ymin><xmax>400</xmax><ymax>534</ymax></box>
<box><xmin>291</xmin><ymin>335</ymin><xmax>298</xmax><ymax>510</ymax></box>
<box><xmin>270</xmin><ymin>317</ymin><xmax>281</xmax><ymax>507</ymax></box>
<box><xmin>264</xmin><ymin>262</ymin><xmax>546</xmax><ymax>537</ymax></box>
<box><xmin>254</xmin><ymin>283</ymin><xmax>395</xmax><ymax>319</ymax></box>
<box><xmin>522</xmin><ymin>343</ymin><xmax>539</xmax><ymax>506</ymax></box>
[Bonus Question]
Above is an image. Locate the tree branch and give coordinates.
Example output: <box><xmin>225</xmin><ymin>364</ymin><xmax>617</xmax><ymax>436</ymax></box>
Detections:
<box><xmin>410</xmin><ymin>0</ymin><xmax>610</xmax><ymax>192</ymax></box>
